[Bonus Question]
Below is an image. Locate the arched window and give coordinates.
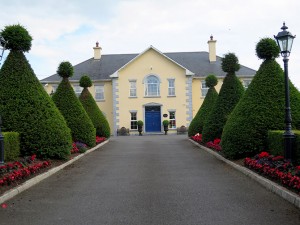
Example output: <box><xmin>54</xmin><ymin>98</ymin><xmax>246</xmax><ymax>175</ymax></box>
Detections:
<box><xmin>145</xmin><ymin>75</ymin><xmax>160</xmax><ymax>96</ymax></box>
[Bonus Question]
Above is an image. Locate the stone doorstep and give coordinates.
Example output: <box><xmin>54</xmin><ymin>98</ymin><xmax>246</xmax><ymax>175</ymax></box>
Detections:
<box><xmin>189</xmin><ymin>139</ymin><xmax>300</xmax><ymax>209</ymax></box>
<box><xmin>0</xmin><ymin>140</ymin><xmax>110</xmax><ymax>205</ymax></box>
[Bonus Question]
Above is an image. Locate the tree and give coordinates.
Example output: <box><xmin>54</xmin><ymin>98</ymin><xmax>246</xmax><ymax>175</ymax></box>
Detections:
<box><xmin>221</xmin><ymin>38</ymin><xmax>300</xmax><ymax>159</ymax></box>
<box><xmin>79</xmin><ymin>75</ymin><xmax>110</xmax><ymax>138</ymax></box>
<box><xmin>0</xmin><ymin>24</ymin><xmax>72</xmax><ymax>159</ymax></box>
<box><xmin>202</xmin><ymin>53</ymin><xmax>244</xmax><ymax>143</ymax></box>
<box><xmin>188</xmin><ymin>74</ymin><xmax>218</xmax><ymax>137</ymax></box>
<box><xmin>52</xmin><ymin>62</ymin><xmax>96</xmax><ymax>147</ymax></box>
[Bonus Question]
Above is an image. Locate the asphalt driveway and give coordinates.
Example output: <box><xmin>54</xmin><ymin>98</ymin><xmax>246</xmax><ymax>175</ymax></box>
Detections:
<box><xmin>0</xmin><ymin>135</ymin><xmax>299</xmax><ymax>225</ymax></box>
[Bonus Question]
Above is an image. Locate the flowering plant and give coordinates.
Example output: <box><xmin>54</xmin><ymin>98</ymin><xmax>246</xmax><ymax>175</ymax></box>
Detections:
<box><xmin>206</xmin><ymin>138</ymin><xmax>222</xmax><ymax>151</ymax></box>
<box><xmin>191</xmin><ymin>134</ymin><xmax>202</xmax><ymax>143</ymax></box>
<box><xmin>96</xmin><ymin>136</ymin><xmax>106</xmax><ymax>144</ymax></box>
<box><xmin>244</xmin><ymin>152</ymin><xmax>300</xmax><ymax>194</ymax></box>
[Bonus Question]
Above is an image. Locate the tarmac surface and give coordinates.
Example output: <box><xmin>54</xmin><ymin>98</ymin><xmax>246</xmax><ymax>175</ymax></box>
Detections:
<box><xmin>0</xmin><ymin>135</ymin><xmax>299</xmax><ymax>225</ymax></box>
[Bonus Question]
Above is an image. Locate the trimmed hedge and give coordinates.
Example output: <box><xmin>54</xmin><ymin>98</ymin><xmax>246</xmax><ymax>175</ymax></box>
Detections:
<box><xmin>52</xmin><ymin>67</ymin><xmax>96</xmax><ymax>147</ymax></box>
<box><xmin>221</xmin><ymin>58</ymin><xmax>300</xmax><ymax>159</ymax></box>
<box><xmin>268</xmin><ymin>130</ymin><xmax>300</xmax><ymax>163</ymax></box>
<box><xmin>79</xmin><ymin>76</ymin><xmax>110</xmax><ymax>138</ymax></box>
<box><xmin>202</xmin><ymin>55</ymin><xmax>244</xmax><ymax>143</ymax></box>
<box><xmin>188</xmin><ymin>75</ymin><xmax>218</xmax><ymax>137</ymax></box>
<box><xmin>0</xmin><ymin>50</ymin><xmax>72</xmax><ymax>159</ymax></box>
<box><xmin>3</xmin><ymin>132</ymin><xmax>20</xmax><ymax>161</ymax></box>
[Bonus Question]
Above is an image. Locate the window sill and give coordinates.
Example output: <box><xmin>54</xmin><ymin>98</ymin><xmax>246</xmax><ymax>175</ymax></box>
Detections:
<box><xmin>167</xmin><ymin>95</ymin><xmax>176</xmax><ymax>97</ymax></box>
<box><xmin>129</xmin><ymin>96</ymin><xmax>138</xmax><ymax>98</ymax></box>
<box><xmin>96</xmin><ymin>99</ymin><xmax>105</xmax><ymax>102</ymax></box>
<box><xmin>144</xmin><ymin>96</ymin><xmax>161</xmax><ymax>98</ymax></box>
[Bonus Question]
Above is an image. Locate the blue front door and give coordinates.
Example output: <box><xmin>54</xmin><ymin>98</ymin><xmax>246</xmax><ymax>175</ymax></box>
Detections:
<box><xmin>145</xmin><ymin>106</ymin><xmax>161</xmax><ymax>132</ymax></box>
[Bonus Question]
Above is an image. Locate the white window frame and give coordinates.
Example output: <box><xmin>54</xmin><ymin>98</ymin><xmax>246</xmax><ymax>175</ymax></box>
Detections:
<box><xmin>169</xmin><ymin>111</ymin><xmax>176</xmax><ymax>129</ymax></box>
<box><xmin>73</xmin><ymin>85</ymin><xmax>83</xmax><ymax>97</ymax></box>
<box><xmin>51</xmin><ymin>85</ymin><xmax>58</xmax><ymax>94</ymax></box>
<box><xmin>144</xmin><ymin>75</ymin><xmax>160</xmax><ymax>97</ymax></box>
<box><xmin>95</xmin><ymin>85</ymin><xmax>105</xmax><ymax>101</ymax></box>
<box><xmin>168</xmin><ymin>79</ymin><xmax>175</xmax><ymax>96</ymax></box>
<box><xmin>243</xmin><ymin>79</ymin><xmax>252</xmax><ymax>89</ymax></box>
<box><xmin>201</xmin><ymin>81</ymin><xmax>208</xmax><ymax>97</ymax></box>
<box><xmin>129</xmin><ymin>80</ymin><xmax>137</xmax><ymax>97</ymax></box>
<box><xmin>130</xmin><ymin>112</ymin><xmax>138</xmax><ymax>130</ymax></box>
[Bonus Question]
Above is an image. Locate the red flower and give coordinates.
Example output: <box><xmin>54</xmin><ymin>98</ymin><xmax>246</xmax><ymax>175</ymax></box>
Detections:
<box><xmin>258</xmin><ymin>151</ymin><xmax>269</xmax><ymax>158</ymax></box>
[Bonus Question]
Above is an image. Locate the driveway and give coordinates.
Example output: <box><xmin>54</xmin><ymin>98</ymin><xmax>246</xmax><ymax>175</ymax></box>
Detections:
<box><xmin>0</xmin><ymin>135</ymin><xmax>299</xmax><ymax>225</ymax></box>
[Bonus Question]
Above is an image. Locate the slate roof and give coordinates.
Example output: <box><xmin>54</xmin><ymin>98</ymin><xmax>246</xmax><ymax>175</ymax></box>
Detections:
<box><xmin>41</xmin><ymin>51</ymin><xmax>256</xmax><ymax>83</ymax></box>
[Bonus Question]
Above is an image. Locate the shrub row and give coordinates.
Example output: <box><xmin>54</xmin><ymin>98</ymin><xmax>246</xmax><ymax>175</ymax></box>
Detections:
<box><xmin>3</xmin><ymin>132</ymin><xmax>20</xmax><ymax>161</ymax></box>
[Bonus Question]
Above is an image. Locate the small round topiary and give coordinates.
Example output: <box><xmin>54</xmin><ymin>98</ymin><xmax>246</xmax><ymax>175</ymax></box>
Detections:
<box><xmin>1</xmin><ymin>24</ymin><xmax>32</xmax><ymax>52</ymax></box>
<box><xmin>80</xmin><ymin>75</ymin><xmax>92</xmax><ymax>88</ymax></box>
<box><xmin>57</xmin><ymin>61</ymin><xmax>74</xmax><ymax>78</ymax></box>
<box><xmin>205</xmin><ymin>74</ymin><xmax>218</xmax><ymax>88</ymax></box>
<box><xmin>221</xmin><ymin>53</ymin><xmax>240</xmax><ymax>73</ymax></box>
<box><xmin>256</xmin><ymin>37</ymin><xmax>280</xmax><ymax>60</ymax></box>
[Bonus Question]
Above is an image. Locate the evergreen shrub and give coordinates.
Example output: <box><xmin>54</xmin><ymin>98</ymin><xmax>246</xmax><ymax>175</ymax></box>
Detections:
<box><xmin>188</xmin><ymin>74</ymin><xmax>218</xmax><ymax>136</ymax></box>
<box><xmin>3</xmin><ymin>132</ymin><xmax>20</xmax><ymax>161</ymax></box>
<box><xmin>79</xmin><ymin>76</ymin><xmax>110</xmax><ymax>138</ymax></box>
<box><xmin>202</xmin><ymin>53</ymin><xmax>244</xmax><ymax>143</ymax></box>
<box><xmin>52</xmin><ymin>64</ymin><xmax>96</xmax><ymax>146</ymax></box>
<box><xmin>221</xmin><ymin>38</ymin><xmax>300</xmax><ymax>159</ymax></box>
<box><xmin>0</xmin><ymin>25</ymin><xmax>72</xmax><ymax>159</ymax></box>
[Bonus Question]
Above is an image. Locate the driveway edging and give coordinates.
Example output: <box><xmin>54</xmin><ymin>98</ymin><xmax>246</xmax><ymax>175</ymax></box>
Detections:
<box><xmin>189</xmin><ymin>139</ymin><xmax>300</xmax><ymax>209</ymax></box>
<box><xmin>0</xmin><ymin>139</ymin><xmax>109</xmax><ymax>204</ymax></box>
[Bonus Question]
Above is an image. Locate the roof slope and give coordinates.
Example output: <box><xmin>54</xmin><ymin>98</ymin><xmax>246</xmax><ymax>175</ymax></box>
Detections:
<box><xmin>41</xmin><ymin>51</ymin><xmax>256</xmax><ymax>82</ymax></box>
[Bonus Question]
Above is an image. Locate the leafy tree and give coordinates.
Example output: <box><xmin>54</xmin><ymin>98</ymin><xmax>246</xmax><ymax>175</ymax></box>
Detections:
<box><xmin>202</xmin><ymin>53</ymin><xmax>244</xmax><ymax>143</ymax></box>
<box><xmin>188</xmin><ymin>74</ymin><xmax>218</xmax><ymax>136</ymax></box>
<box><xmin>52</xmin><ymin>62</ymin><xmax>96</xmax><ymax>147</ymax></box>
<box><xmin>221</xmin><ymin>38</ymin><xmax>300</xmax><ymax>159</ymax></box>
<box><xmin>0</xmin><ymin>24</ymin><xmax>72</xmax><ymax>159</ymax></box>
<box><xmin>79</xmin><ymin>75</ymin><xmax>110</xmax><ymax>138</ymax></box>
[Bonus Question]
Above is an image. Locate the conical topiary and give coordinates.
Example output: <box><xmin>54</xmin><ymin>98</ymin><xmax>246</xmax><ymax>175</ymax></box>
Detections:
<box><xmin>0</xmin><ymin>24</ymin><xmax>72</xmax><ymax>159</ymax></box>
<box><xmin>79</xmin><ymin>75</ymin><xmax>110</xmax><ymax>138</ymax></box>
<box><xmin>188</xmin><ymin>74</ymin><xmax>218</xmax><ymax>137</ymax></box>
<box><xmin>52</xmin><ymin>62</ymin><xmax>96</xmax><ymax>147</ymax></box>
<box><xmin>221</xmin><ymin>38</ymin><xmax>300</xmax><ymax>159</ymax></box>
<box><xmin>202</xmin><ymin>53</ymin><xmax>244</xmax><ymax>143</ymax></box>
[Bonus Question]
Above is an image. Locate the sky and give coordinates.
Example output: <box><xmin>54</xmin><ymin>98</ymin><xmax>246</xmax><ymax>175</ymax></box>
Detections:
<box><xmin>1</xmin><ymin>0</ymin><xmax>300</xmax><ymax>89</ymax></box>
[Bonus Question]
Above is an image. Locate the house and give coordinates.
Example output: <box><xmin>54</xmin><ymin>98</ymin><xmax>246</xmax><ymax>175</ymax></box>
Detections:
<box><xmin>41</xmin><ymin>36</ymin><xmax>256</xmax><ymax>136</ymax></box>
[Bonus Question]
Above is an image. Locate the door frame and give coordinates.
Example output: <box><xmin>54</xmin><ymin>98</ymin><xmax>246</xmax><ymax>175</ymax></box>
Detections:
<box><xmin>143</xmin><ymin>103</ymin><xmax>162</xmax><ymax>133</ymax></box>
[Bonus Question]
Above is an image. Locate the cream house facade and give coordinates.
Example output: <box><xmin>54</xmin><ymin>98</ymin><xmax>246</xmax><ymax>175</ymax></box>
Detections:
<box><xmin>41</xmin><ymin>37</ymin><xmax>256</xmax><ymax>136</ymax></box>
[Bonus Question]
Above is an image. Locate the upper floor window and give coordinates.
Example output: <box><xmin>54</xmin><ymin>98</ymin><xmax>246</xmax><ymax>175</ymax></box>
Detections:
<box><xmin>145</xmin><ymin>75</ymin><xmax>160</xmax><ymax>97</ymax></box>
<box><xmin>95</xmin><ymin>85</ymin><xmax>104</xmax><ymax>101</ymax></box>
<box><xmin>243</xmin><ymin>79</ymin><xmax>252</xmax><ymax>89</ymax></box>
<box><xmin>73</xmin><ymin>85</ymin><xmax>83</xmax><ymax>97</ymax></box>
<box><xmin>168</xmin><ymin>79</ymin><xmax>175</xmax><ymax>96</ymax></box>
<box><xmin>201</xmin><ymin>81</ymin><xmax>208</xmax><ymax>97</ymax></box>
<box><xmin>129</xmin><ymin>81</ymin><xmax>137</xmax><ymax>97</ymax></box>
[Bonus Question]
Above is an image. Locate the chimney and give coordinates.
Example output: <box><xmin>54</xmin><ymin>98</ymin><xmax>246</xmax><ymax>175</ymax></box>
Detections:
<box><xmin>93</xmin><ymin>41</ymin><xmax>102</xmax><ymax>60</ymax></box>
<box><xmin>207</xmin><ymin>35</ymin><xmax>217</xmax><ymax>63</ymax></box>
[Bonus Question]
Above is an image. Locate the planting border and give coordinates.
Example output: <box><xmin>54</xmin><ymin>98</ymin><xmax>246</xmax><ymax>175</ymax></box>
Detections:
<box><xmin>189</xmin><ymin>139</ymin><xmax>300</xmax><ymax>209</ymax></box>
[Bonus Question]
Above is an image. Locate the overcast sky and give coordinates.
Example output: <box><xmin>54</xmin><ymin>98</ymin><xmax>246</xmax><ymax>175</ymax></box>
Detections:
<box><xmin>1</xmin><ymin>0</ymin><xmax>300</xmax><ymax>89</ymax></box>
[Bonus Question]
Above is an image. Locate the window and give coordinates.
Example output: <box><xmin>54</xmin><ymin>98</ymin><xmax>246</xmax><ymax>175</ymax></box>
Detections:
<box><xmin>201</xmin><ymin>81</ymin><xmax>208</xmax><ymax>97</ymax></box>
<box><xmin>73</xmin><ymin>85</ymin><xmax>83</xmax><ymax>97</ymax></box>
<box><xmin>169</xmin><ymin>111</ymin><xmax>176</xmax><ymax>129</ymax></box>
<box><xmin>129</xmin><ymin>81</ymin><xmax>137</xmax><ymax>97</ymax></box>
<box><xmin>145</xmin><ymin>75</ymin><xmax>160</xmax><ymax>97</ymax></box>
<box><xmin>168</xmin><ymin>79</ymin><xmax>175</xmax><ymax>96</ymax></box>
<box><xmin>130</xmin><ymin>112</ymin><xmax>137</xmax><ymax>130</ymax></box>
<box><xmin>243</xmin><ymin>79</ymin><xmax>252</xmax><ymax>89</ymax></box>
<box><xmin>95</xmin><ymin>85</ymin><xmax>104</xmax><ymax>101</ymax></box>
<box><xmin>50</xmin><ymin>85</ymin><xmax>58</xmax><ymax>95</ymax></box>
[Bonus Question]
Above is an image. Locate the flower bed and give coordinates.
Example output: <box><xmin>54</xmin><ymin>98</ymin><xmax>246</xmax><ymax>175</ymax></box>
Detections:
<box><xmin>244</xmin><ymin>152</ymin><xmax>300</xmax><ymax>194</ymax></box>
<box><xmin>191</xmin><ymin>134</ymin><xmax>222</xmax><ymax>151</ymax></box>
<box><xmin>0</xmin><ymin>155</ymin><xmax>51</xmax><ymax>187</ymax></box>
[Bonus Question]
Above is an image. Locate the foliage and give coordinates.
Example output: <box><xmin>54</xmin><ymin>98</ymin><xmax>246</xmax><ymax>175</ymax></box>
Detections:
<box><xmin>0</xmin><ymin>50</ymin><xmax>72</xmax><ymax>159</ymax></box>
<box><xmin>137</xmin><ymin>120</ymin><xmax>144</xmax><ymax>126</ymax></box>
<box><xmin>79</xmin><ymin>79</ymin><xmax>110</xmax><ymax>138</ymax></box>
<box><xmin>163</xmin><ymin>120</ymin><xmax>169</xmax><ymax>126</ymax></box>
<box><xmin>79</xmin><ymin>75</ymin><xmax>92</xmax><ymax>88</ymax></box>
<box><xmin>3</xmin><ymin>132</ymin><xmax>20</xmax><ymax>162</ymax></box>
<box><xmin>256</xmin><ymin>38</ymin><xmax>280</xmax><ymax>60</ymax></box>
<box><xmin>0</xmin><ymin>24</ymin><xmax>32</xmax><ymax>52</ymax></box>
<box><xmin>268</xmin><ymin>130</ymin><xmax>300</xmax><ymax>164</ymax></box>
<box><xmin>188</xmin><ymin>84</ymin><xmax>218</xmax><ymax>136</ymax></box>
<box><xmin>221</xmin><ymin>59</ymin><xmax>300</xmax><ymax>159</ymax></box>
<box><xmin>221</xmin><ymin>52</ymin><xmax>240</xmax><ymax>73</ymax></box>
<box><xmin>52</xmin><ymin>76</ymin><xmax>96</xmax><ymax>146</ymax></box>
<box><xmin>57</xmin><ymin>61</ymin><xmax>74</xmax><ymax>78</ymax></box>
<box><xmin>202</xmin><ymin>71</ymin><xmax>244</xmax><ymax>143</ymax></box>
<box><xmin>205</xmin><ymin>74</ymin><xmax>218</xmax><ymax>88</ymax></box>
